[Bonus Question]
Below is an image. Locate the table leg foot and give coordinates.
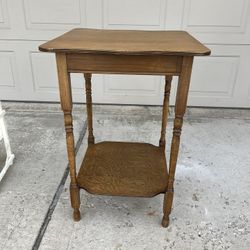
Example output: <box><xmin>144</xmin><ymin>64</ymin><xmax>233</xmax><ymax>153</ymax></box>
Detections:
<box><xmin>162</xmin><ymin>190</ymin><xmax>173</xmax><ymax>228</ymax></box>
<box><xmin>73</xmin><ymin>209</ymin><xmax>81</xmax><ymax>221</ymax></box>
<box><xmin>161</xmin><ymin>216</ymin><xmax>170</xmax><ymax>228</ymax></box>
<box><xmin>70</xmin><ymin>183</ymin><xmax>81</xmax><ymax>221</ymax></box>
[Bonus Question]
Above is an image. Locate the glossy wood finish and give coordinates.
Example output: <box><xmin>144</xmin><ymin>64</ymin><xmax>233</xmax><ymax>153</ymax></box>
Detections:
<box><xmin>77</xmin><ymin>142</ymin><xmax>168</xmax><ymax>197</ymax></box>
<box><xmin>40</xmin><ymin>29</ymin><xmax>210</xmax><ymax>228</ymax></box>
<box><xmin>39</xmin><ymin>28</ymin><xmax>210</xmax><ymax>56</ymax></box>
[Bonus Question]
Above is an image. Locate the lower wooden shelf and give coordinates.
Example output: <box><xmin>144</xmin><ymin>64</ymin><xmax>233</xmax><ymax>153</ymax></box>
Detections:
<box><xmin>77</xmin><ymin>141</ymin><xmax>168</xmax><ymax>197</ymax></box>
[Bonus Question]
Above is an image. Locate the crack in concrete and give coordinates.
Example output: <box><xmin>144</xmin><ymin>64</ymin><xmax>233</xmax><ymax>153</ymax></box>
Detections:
<box><xmin>32</xmin><ymin>120</ymin><xmax>87</xmax><ymax>250</ymax></box>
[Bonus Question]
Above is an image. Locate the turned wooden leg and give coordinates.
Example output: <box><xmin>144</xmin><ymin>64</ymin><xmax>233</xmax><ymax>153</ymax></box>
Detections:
<box><xmin>56</xmin><ymin>53</ymin><xmax>81</xmax><ymax>221</ymax></box>
<box><xmin>162</xmin><ymin>56</ymin><xmax>194</xmax><ymax>227</ymax></box>
<box><xmin>159</xmin><ymin>75</ymin><xmax>172</xmax><ymax>148</ymax></box>
<box><xmin>84</xmin><ymin>73</ymin><xmax>95</xmax><ymax>145</ymax></box>
<box><xmin>65</xmin><ymin>112</ymin><xmax>80</xmax><ymax>221</ymax></box>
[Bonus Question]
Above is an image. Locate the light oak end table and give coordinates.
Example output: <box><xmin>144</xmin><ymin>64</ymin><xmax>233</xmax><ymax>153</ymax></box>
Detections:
<box><xmin>39</xmin><ymin>29</ymin><xmax>210</xmax><ymax>227</ymax></box>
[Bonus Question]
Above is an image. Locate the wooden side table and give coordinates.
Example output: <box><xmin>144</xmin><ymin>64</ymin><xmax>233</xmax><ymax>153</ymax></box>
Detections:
<box><xmin>39</xmin><ymin>29</ymin><xmax>210</xmax><ymax>227</ymax></box>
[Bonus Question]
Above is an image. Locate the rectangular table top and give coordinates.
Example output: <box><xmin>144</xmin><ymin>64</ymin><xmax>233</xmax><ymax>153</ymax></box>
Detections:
<box><xmin>39</xmin><ymin>28</ymin><xmax>210</xmax><ymax>56</ymax></box>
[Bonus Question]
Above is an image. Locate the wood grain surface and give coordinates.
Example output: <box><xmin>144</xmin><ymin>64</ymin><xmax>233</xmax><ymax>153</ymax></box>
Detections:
<box><xmin>39</xmin><ymin>28</ymin><xmax>210</xmax><ymax>56</ymax></box>
<box><xmin>77</xmin><ymin>141</ymin><xmax>168</xmax><ymax>197</ymax></box>
<box><xmin>67</xmin><ymin>53</ymin><xmax>182</xmax><ymax>75</ymax></box>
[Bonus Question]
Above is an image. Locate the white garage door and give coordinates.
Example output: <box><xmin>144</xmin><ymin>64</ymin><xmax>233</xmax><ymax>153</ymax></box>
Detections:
<box><xmin>0</xmin><ymin>0</ymin><xmax>250</xmax><ymax>107</ymax></box>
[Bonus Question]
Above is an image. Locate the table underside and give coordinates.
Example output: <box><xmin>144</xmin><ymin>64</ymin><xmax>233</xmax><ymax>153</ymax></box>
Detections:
<box><xmin>77</xmin><ymin>141</ymin><xmax>168</xmax><ymax>197</ymax></box>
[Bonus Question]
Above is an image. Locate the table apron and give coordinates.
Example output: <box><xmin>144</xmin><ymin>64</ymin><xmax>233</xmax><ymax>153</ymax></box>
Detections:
<box><xmin>66</xmin><ymin>53</ymin><xmax>182</xmax><ymax>75</ymax></box>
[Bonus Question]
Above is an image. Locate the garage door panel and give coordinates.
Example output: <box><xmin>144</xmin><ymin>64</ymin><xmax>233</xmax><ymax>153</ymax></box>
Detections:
<box><xmin>0</xmin><ymin>0</ymin><xmax>249</xmax><ymax>107</ymax></box>
<box><xmin>23</xmin><ymin>0</ymin><xmax>84</xmax><ymax>30</ymax></box>
<box><xmin>0</xmin><ymin>51</ymin><xmax>17</xmax><ymax>89</ymax></box>
<box><xmin>103</xmin><ymin>0</ymin><xmax>166</xmax><ymax>29</ymax></box>
<box><xmin>103</xmin><ymin>75</ymin><xmax>160</xmax><ymax>96</ymax></box>
<box><xmin>181</xmin><ymin>0</ymin><xmax>250</xmax><ymax>44</ymax></box>
<box><xmin>28</xmin><ymin>48</ymin><xmax>87</xmax><ymax>101</ymax></box>
<box><xmin>30</xmin><ymin>52</ymin><xmax>58</xmax><ymax>92</ymax></box>
<box><xmin>188</xmin><ymin>45</ymin><xmax>250</xmax><ymax>107</ymax></box>
<box><xmin>184</xmin><ymin>0</ymin><xmax>246</xmax><ymax>28</ymax></box>
<box><xmin>190</xmin><ymin>56</ymin><xmax>240</xmax><ymax>97</ymax></box>
<box><xmin>0</xmin><ymin>0</ymin><xmax>10</xmax><ymax>28</ymax></box>
<box><xmin>0</xmin><ymin>0</ymin><xmax>86</xmax><ymax>40</ymax></box>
